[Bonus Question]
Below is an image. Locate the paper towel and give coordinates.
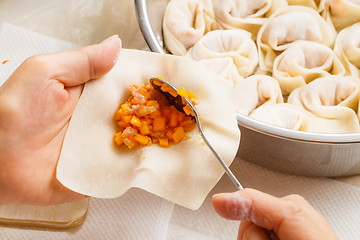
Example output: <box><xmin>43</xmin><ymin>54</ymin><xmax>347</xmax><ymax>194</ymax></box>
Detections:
<box><xmin>1</xmin><ymin>6</ymin><xmax>360</xmax><ymax>240</ymax></box>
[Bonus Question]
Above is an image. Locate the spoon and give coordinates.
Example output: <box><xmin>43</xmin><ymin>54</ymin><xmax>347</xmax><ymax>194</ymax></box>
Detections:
<box><xmin>150</xmin><ymin>77</ymin><xmax>280</xmax><ymax>240</ymax></box>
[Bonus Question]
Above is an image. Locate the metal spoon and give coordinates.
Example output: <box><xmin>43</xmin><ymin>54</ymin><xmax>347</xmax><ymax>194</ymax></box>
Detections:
<box><xmin>150</xmin><ymin>77</ymin><xmax>279</xmax><ymax>240</ymax></box>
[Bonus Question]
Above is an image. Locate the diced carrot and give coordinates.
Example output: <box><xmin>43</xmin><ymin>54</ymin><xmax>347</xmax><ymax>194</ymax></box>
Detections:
<box><xmin>168</xmin><ymin>112</ymin><xmax>178</xmax><ymax>128</ymax></box>
<box><xmin>180</xmin><ymin>116</ymin><xmax>193</xmax><ymax>126</ymax></box>
<box><xmin>172</xmin><ymin>127</ymin><xmax>185</xmax><ymax>143</ymax></box>
<box><xmin>113</xmin><ymin>132</ymin><xmax>124</xmax><ymax>146</ymax></box>
<box><xmin>135</xmin><ymin>133</ymin><xmax>150</xmax><ymax>145</ymax></box>
<box><xmin>166</xmin><ymin>129</ymin><xmax>174</xmax><ymax>141</ymax></box>
<box><xmin>153</xmin><ymin>79</ymin><xmax>163</xmax><ymax>86</ymax></box>
<box><xmin>161</xmin><ymin>84</ymin><xmax>173</xmax><ymax>93</ymax></box>
<box><xmin>149</xmin><ymin>110</ymin><xmax>162</xmax><ymax>118</ymax></box>
<box><xmin>161</xmin><ymin>108</ymin><xmax>171</xmax><ymax>118</ymax></box>
<box><xmin>177</xmin><ymin>88</ymin><xmax>189</xmax><ymax>98</ymax></box>
<box><xmin>159</xmin><ymin>138</ymin><xmax>169</xmax><ymax>147</ymax></box>
<box><xmin>152</xmin><ymin>138</ymin><xmax>159</xmax><ymax>143</ymax></box>
<box><xmin>153</xmin><ymin>117</ymin><xmax>166</xmax><ymax>132</ymax></box>
<box><xmin>122</xmin><ymin>115</ymin><xmax>132</xmax><ymax>123</ymax></box>
<box><xmin>146</xmin><ymin>100</ymin><xmax>158</xmax><ymax>107</ymax></box>
<box><xmin>183</xmin><ymin>105</ymin><xmax>193</xmax><ymax>116</ymax></box>
<box><xmin>187</xmin><ymin>90</ymin><xmax>198</xmax><ymax>100</ymax></box>
<box><xmin>131</xmin><ymin>116</ymin><xmax>142</xmax><ymax>127</ymax></box>
<box><xmin>177</xmin><ymin>112</ymin><xmax>185</xmax><ymax>122</ymax></box>
<box><xmin>168</xmin><ymin>89</ymin><xmax>178</xmax><ymax>97</ymax></box>
<box><xmin>118</xmin><ymin>121</ymin><xmax>131</xmax><ymax>129</ymax></box>
<box><xmin>114</xmin><ymin>110</ymin><xmax>122</xmax><ymax>120</ymax></box>
<box><xmin>140</xmin><ymin>125</ymin><xmax>150</xmax><ymax>135</ymax></box>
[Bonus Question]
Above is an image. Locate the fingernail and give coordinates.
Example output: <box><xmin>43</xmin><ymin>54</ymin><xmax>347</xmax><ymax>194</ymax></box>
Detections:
<box><xmin>245</xmin><ymin>225</ymin><xmax>270</xmax><ymax>240</ymax></box>
<box><xmin>216</xmin><ymin>192</ymin><xmax>253</xmax><ymax>221</ymax></box>
<box><xmin>101</xmin><ymin>35</ymin><xmax>120</xmax><ymax>44</ymax></box>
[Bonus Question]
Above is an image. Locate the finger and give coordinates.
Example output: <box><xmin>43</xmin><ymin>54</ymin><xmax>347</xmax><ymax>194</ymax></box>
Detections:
<box><xmin>240</xmin><ymin>224</ymin><xmax>271</xmax><ymax>240</ymax></box>
<box><xmin>20</xmin><ymin>35</ymin><xmax>121</xmax><ymax>87</ymax></box>
<box><xmin>212</xmin><ymin>188</ymin><xmax>304</xmax><ymax>231</ymax></box>
<box><xmin>238</xmin><ymin>221</ymin><xmax>253</xmax><ymax>240</ymax></box>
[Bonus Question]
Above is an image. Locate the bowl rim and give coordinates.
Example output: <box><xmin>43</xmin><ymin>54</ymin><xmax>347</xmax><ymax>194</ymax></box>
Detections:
<box><xmin>135</xmin><ymin>0</ymin><xmax>360</xmax><ymax>144</ymax></box>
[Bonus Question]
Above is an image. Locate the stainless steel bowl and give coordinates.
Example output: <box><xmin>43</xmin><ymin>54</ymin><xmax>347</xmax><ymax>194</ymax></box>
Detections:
<box><xmin>134</xmin><ymin>0</ymin><xmax>360</xmax><ymax>177</ymax></box>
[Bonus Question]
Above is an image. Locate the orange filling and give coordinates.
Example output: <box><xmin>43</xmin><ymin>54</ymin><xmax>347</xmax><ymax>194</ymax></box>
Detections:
<box><xmin>113</xmin><ymin>81</ymin><xmax>199</xmax><ymax>149</ymax></box>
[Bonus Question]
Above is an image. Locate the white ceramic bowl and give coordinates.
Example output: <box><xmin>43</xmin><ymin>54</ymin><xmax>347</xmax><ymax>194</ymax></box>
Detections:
<box><xmin>134</xmin><ymin>0</ymin><xmax>360</xmax><ymax>177</ymax></box>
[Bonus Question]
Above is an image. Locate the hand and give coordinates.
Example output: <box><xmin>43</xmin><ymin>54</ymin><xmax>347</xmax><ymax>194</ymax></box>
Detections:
<box><xmin>212</xmin><ymin>189</ymin><xmax>339</xmax><ymax>240</ymax></box>
<box><xmin>0</xmin><ymin>35</ymin><xmax>121</xmax><ymax>205</ymax></box>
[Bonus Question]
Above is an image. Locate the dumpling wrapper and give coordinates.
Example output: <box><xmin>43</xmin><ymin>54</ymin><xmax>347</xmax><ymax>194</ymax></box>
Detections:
<box><xmin>288</xmin><ymin>76</ymin><xmax>360</xmax><ymax>133</ymax></box>
<box><xmin>233</xmin><ymin>75</ymin><xmax>283</xmax><ymax>116</ymax></box>
<box><xmin>190</xmin><ymin>29</ymin><xmax>258</xmax><ymax>77</ymax></box>
<box><xmin>56</xmin><ymin>49</ymin><xmax>240</xmax><ymax>210</ymax></box>
<box><xmin>273</xmin><ymin>41</ymin><xmax>345</xmax><ymax>95</ymax></box>
<box><xmin>212</xmin><ymin>0</ymin><xmax>287</xmax><ymax>38</ymax></box>
<box><xmin>257</xmin><ymin>6</ymin><xmax>336</xmax><ymax>71</ymax></box>
<box><xmin>286</xmin><ymin>0</ymin><xmax>326</xmax><ymax>12</ymax></box>
<box><xmin>0</xmin><ymin>199</ymin><xmax>88</xmax><ymax>229</ymax></box>
<box><xmin>249</xmin><ymin>103</ymin><xmax>312</xmax><ymax>131</ymax></box>
<box><xmin>163</xmin><ymin>0</ymin><xmax>216</xmax><ymax>56</ymax></box>
<box><xmin>327</xmin><ymin>0</ymin><xmax>360</xmax><ymax>30</ymax></box>
<box><xmin>334</xmin><ymin>23</ymin><xmax>360</xmax><ymax>79</ymax></box>
<box><xmin>199</xmin><ymin>57</ymin><xmax>244</xmax><ymax>86</ymax></box>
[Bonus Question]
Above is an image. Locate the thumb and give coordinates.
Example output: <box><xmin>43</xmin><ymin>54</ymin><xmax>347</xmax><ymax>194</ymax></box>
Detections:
<box><xmin>17</xmin><ymin>35</ymin><xmax>121</xmax><ymax>87</ymax></box>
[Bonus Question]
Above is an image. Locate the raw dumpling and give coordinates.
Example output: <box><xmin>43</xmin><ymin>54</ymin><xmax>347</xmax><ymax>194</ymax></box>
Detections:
<box><xmin>56</xmin><ymin>49</ymin><xmax>240</xmax><ymax>210</ymax></box>
<box><xmin>233</xmin><ymin>75</ymin><xmax>283</xmax><ymax>115</ymax></box>
<box><xmin>212</xmin><ymin>0</ymin><xmax>287</xmax><ymax>37</ymax></box>
<box><xmin>286</xmin><ymin>0</ymin><xmax>326</xmax><ymax>12</ymax></box>
<box><xmin>288</xmin><ymin>76</ymin><xmax>360</xmax><ymax>133</ymax></box>
<box><xmin>190</xmin><ymin>29</ymin><xmax>258</xmax><ymax>77</ymax></box>
<box><xmin>273</xmin><ymin>41</ymin><xmax>345</xmax><ymax>95</ymax></box>
<box><xmin>334</xmin><ymin>23</ymin><xmax>360</xmax><ymax>78</ymax></box>
<box><xmin>163</xmin><ymin>0</ymin><xmax>216</xmax><ymax>55</ymax></box>
<box><xmin>199</xmin><ymin>57</ymin><xmax>243</xmax><ymax>86</ymax></box>
<box><xmin>257</xmin><ymin>6</ymin><xmax>336</xmax><ymax>71</ymax></box>
<box><xmin>249</xmin><ymin>103</ymin><xmax>312</xmax><ymax>131</ymax></box>
<box><xmin>327</xmin><ymin>0</ymin><xmax>360</xmax><ymax>30</ymax></box>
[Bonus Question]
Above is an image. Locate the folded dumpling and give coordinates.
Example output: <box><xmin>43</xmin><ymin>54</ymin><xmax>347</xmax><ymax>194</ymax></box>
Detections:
<box><xmin>212</xmin><ymin>0</ymin><xmax>287</xmax><ymax>37</ymax></box>
<box><xmin>334</xmin><ymin>23</ymin><xmax>360</xmax><ymax>79</ymax></box>
<box><xmin>327</xmin><ymin>0</ymin><xmax>360</xmax><ymax>30</ymax></box>
<box><xmin>285</xmin><ymin>0</ymin><xmax>326</xmax><ymax>12</ymax></box>
<box><xmin>190</xmin><ymin>29</ymin><xmax>258</xmax><ymax>77</ymax></box>
<box><xmin>273</xmin><ymin>41</ymin><xmax>345</xmax><ymax>95</ymax></box>
<box><xmin>56</xmin><ymin>49</ymin><xmax>240</xmax><ymax>210</ymax></box>
<box><xmin>163</xmin><ymin>0</ymin><xmax>216</xmax><ymax>55</ymax></box>
<box><xmin>257</xmin><ymin>6</ymin><xmax>336</xmax><ymax>71</ymax></box>
<box><xmin>233</xmin><ymin>75</ymin><xmax>283</xmax><ymax>116</ymax></box>
<box><xmin>249</xmin><ymin>103</ymin><xmax>312</xmax><ymax>131</ymax></box>
<box><xmin>199</xmin><ymin>57</ymin><xmax>243</xmax><ymax>86</ymax></box>
<box><xmin>288</xmin><ymin>76</ymin><xmax>360</xmax><ymax>133</ymax></box>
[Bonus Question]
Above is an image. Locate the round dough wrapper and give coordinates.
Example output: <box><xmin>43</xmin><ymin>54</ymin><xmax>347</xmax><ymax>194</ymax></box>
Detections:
<box><xmin>163</xmin><ymin>0</ymin><xmax>216</xmax><ymax>55</ymax></box>
<box><xmin>288</xmin><ymin>76</ymin><xmax>360</xmax><ymax>133</ymax></box>
<box><xmin>273</xmin><ymin>41</ymin><xmax>345</xmax><ymax>95</ymax></box>
<box><xmin>233</xmin><ymin>75</ymin><xmax>283</xmax><ymax>116</ymax></box>
<box><xmin>257</xmin><ymin>6</ymin><xmax>336</xmax><ymax>71</ymax></box>
<box><xmin>190</xmin><ymin>29</ymin><xmax>258</xmax><ymax>77</ymax></box>
<box><xmin>56</xmin><ymin>49</ymin><xmax>240</xmax><ymax>210</ymax></box>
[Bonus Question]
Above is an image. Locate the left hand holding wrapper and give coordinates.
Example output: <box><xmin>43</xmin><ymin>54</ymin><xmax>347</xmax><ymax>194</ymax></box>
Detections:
<box><xmin>0</xmin><ymin>35</ymin><xmax>121</xmax><ymax>205</ymax></box>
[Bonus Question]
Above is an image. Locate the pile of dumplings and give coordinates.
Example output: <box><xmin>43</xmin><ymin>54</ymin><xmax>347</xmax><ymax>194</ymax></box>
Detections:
<box><xmin>163</xmin><ymin>0</ymin><xmax>360</xmax><ymax>134</ymax></box>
